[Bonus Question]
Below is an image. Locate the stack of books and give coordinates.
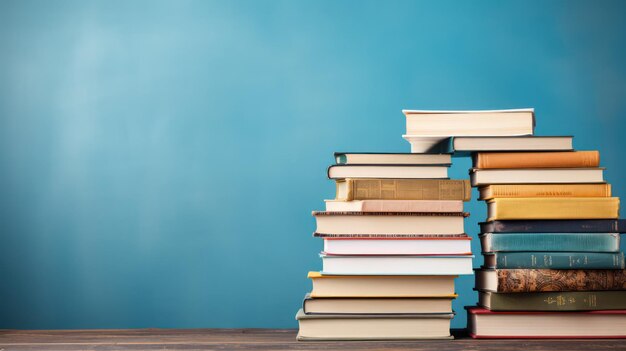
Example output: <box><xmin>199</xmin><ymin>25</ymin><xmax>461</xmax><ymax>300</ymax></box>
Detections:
<box><xmin>467</xmin><ymin>142</ymin><xmax>626</xmax><ymax>336</ymax></box>
<box><xmin>296</xmin><ymin>152</ymin><xmax>474</xmax><ymax>340</ymax></box>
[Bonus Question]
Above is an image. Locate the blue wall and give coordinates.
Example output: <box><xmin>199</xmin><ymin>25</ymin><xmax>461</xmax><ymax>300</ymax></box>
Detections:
<box><xmin>1</xmin><ymin>0</ymin><xmax>626</xmax><ymax>329</ymax></box>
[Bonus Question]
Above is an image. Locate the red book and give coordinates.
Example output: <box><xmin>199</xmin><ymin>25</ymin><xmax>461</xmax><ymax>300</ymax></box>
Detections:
<box><xmin>467</xmin><ymin>306</ymin><xmax>626</xmax><ymax>339</ymax></box>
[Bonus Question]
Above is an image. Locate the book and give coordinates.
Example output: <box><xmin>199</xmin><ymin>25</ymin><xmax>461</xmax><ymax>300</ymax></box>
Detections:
<box><xmin>452</xmin><ymin>136</ymin><xmax>573</xmax><ymax>152</ymax></box>
<box><xmin>486</xmin><ymin>197</ymin><xmax>620</xmax><ymax>221</ymax></box>
<box><xmin>307</xmin><ymin>272</ymin><xmax>456</xmax><ymax>297</ymax></box>
<box><xmin>334</xmin><ymin>152</ymin><xmax>451</xmax><ymax>165</ymax></box>
<box><xmin>403</xmin><ymin>109</ymin><xmax>535</xmax><ymax>136</ymax></box>
<box><xmin>473</xmin><ymin>150</ymin><xmax>600</xmax><ymax>169</ymax></box>
<box><xmin>327</xmin><ymin>165</ymin><xmax>448</xmax><ymax>180</ymax></box>
<box><xmin>324</xmin><ymin>199</ymin><xmax>464</xmax><ymax>213</ymax></box>
<box><xmin>478</xmin><ymin>184</ymin><xmax>611</xmax><ymax>200</ymax></box>
<box><xmin>321</xmin><ymin>253</ymin><xmax>474</xmax><ymax>275</ymax></box>
<box><xmin>480</xmin><ymin>219</ymin><xmax>626</xmax><ymax>233</ymax></box>
<box><xmin>478</xmin><ymin>291</ymin><xmax>626</xmax><ymax>311</ymax></box>
<box><xmin>335</xmin><ymin>179</ymin><xmax>471</xmax><ymax>201</ymax></box>
<box><xmin>470</xmin><ymin>168</ymin><xmax>604</xmax><ymax>186</ymax></box>
<box><xmin>480</xmin><ymin>233</ymin><xmax>620</xmax><ymax>252</ymax></box>
<box><xmin>313</xmin><ymin>211</ymin><xmax>467</xmax><ymax>235</ymax></box>
<box><xmin>296</xmin><ymin>309</ymin><xmax>454</xmax><ymax>340</ymax></box>
<box><xmin>475</xmin><ymin>269</ymin><xmax>626</xmax><ymax>292</ymax></box>
<box><xmin>303</xmin><ymin>294</ymin><xmax>453</xmax><ymax>314</ymax></box>
<box><xmin>483</xmin><ymin>252</ymin><xmax>625</xmax><ymax>269</ymax></box>
<box><xmin>467</xmin><ymin>307</ymin><xmax>626</xmax><ymax>338</ymax></box>
<box><xmin>323</xmin><ymin>237</ymin><xmax>472</xmax><ymax>255</ymax></box>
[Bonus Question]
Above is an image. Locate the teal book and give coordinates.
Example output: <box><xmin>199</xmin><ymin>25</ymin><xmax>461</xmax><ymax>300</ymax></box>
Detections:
<box><xmin>483</xmin><ymin>252</ymin><xmax>625</xmax><ymax>269</ymax></box>
<box><xmin>480</xmin><ymin>233</ymin><xmax>619</xmax><ymax>252</ymax></box>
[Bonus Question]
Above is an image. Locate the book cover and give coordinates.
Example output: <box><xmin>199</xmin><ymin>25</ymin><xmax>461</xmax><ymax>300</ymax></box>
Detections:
<box><xmin>480</xmin><ymin>219</ymin><xmax>626</xmax><ymax>233</ymax></box>
<box><xmin>474</xmin><ymin>151</ymin><xmax>599</xmax><ymax>169</ymax></box>
<box><xmin>478</xmin><ymin>291</ymin><xmax>626</xmax><ymax>311</ymax></box>
<box><xmin>483</xmin><ymin>252</ymin><xmax>625</xmax><ymax>269</ymax></box>
<box><xmin>479</xmin><ymin>269</ymin><xmax>626</xmax><ymax>292</ymax></box>
<box><xmin>487</xmin><ymin>197</ymin><xmax>619</xmax><ymax>221</ymax></box>
<box><xmin>480</xmin><ymin>233</ymin><xmax>620</xmax><ymax>252</ymax></box>
<box><xmin>335</xmin><ymin>178</ymin><xmax>471</xmax><ymax>201</ymax></box>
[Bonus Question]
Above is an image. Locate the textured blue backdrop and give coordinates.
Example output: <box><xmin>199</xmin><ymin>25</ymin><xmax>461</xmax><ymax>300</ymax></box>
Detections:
<box><xmin>1</xmin><ymin>0</ymin><xmax>626</xmax><ymax>329</ymax></box>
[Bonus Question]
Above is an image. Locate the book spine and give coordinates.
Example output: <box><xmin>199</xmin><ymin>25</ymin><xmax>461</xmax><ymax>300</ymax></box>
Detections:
<box><xmin>484</xmin><ymin>291</ymin><xmax>626</xmax><ymax>311</ymax></box>
<box><xmin>475</xmin><ymin>151</ymin><xmax>600</xmax><ymax>169</ymax></box>
<box><xmin>482</xmin><ymin>220</ymin><xmax>625</xmax><ymax>233</ymax></box>
<box><xmin>490</xmin><ymin>252</ymin><xmax>625</xmax><ymax>269</ymax></box>
<box><xmin>483</xmin><ymin>233</ymin><xmax>619</xmax><ymax>252</ymax></box>
<box><xmin>347</xmin><ymin>179</ymin><xmax>470</xmax><ymax>201</ymax></box>
<box><xmin>481</xmin><ymin>184</ymin><xmax>611</xmax><ymax>199</ymax></box>
<box><xmin>496</xmin><ymin>269</ymin><xmax>626</xmax><ymax>292</ymax></box>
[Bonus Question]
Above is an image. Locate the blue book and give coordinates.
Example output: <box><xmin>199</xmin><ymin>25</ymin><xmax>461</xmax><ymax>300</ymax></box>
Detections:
<box><xmin>483</xmin><ymin>252</ymin><xmax>625</xmax><ymax>269</ymax></box>
<box><xmin>480</xmin><ymin>233</ymin><xmax>619</xmax><ymax>252</ymax></box>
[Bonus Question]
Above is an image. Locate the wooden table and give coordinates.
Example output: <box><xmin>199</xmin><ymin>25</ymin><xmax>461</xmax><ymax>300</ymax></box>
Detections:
<box><xmin>1</xmin><ymin>329</ymin><xmax>625</xmax><ymax>350</ymax></box>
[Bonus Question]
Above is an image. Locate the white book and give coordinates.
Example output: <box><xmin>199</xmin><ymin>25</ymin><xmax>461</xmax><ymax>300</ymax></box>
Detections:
<box><xmin>334</xmin><ymin>152</ymin><xmax>451</xmax><ymax>165</ymax></box>
<box><xmin>324</xmin><ymin>200</ymin><xmax>463</xmax><ymax>213</ymax></box>
<box><xmin>323</xmin><ymin>238</ymin><xmax>472</xmax><ymax>255</ymax></box>
<box><xmin>470</xmin><ymin>168</ymin><xmax>604</xmax><ymax>187</ymax></box>
<box><xmin>453</xmin><ymin>136</ymin><xmax>573</xmax><ymax>152</ymax></box>
<box><xmin>313</xmin><ymin>212</ymin><xmax>466</xmax><ymax>235</ymax></box>
<box><xmin>327</xmin><ymin>165</ymin><xmax>448</xmax><ymax>179</ymax></box>
<box><xmin>320</xmin><ymin>254</ymin><xmax>474</xmax><ymax>275</ymax></box>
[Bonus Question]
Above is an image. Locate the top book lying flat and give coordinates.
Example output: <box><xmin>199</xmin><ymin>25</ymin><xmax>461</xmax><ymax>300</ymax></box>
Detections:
<box><xmin>335</xmin><ymin>152</ymin><xmax>451</xmax><ymax>165</ymax></box>
<box><xmin>403</xmin><ymin>109</ymin><xmax>535</xmax><ymax>153</ymax></box>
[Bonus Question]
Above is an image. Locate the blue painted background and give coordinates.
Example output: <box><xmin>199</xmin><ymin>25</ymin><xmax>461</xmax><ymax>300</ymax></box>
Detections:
<box><xmin>1</xmin><ymin>0</ymin><xmax>626</xmax><ymax>329</ymax></box>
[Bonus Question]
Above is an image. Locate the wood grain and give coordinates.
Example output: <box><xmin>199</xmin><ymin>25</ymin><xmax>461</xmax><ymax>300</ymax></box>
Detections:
<box><xmin>0</xmin><ymin>329</ymin><xmax>625</xmax><ymax>351</ymax></box>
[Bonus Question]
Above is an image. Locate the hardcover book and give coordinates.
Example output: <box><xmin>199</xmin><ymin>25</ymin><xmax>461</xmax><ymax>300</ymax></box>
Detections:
<box><xmin>307</xmin><ymin>272</ymin><xmax>457</xmax><ymax>298</ymax></box>
<box><xmin>470</xmin><ymin>168</ymin><xmax>604</xmax><ymax>186</ymax></box>
<box><xmin>479</xmin><ymin>219</ymin><xmax>626</xmax><ymax>233</ymax></box>
<box><xmin>475</xmin><ymin>269</ymin><xmax>626</xmax><ymax>293</ymax></box>
<box><xmin>321</xmin><ymin>253</ymin><xmax>474</xmax><ymax>275</ymax></box>
<box><xmin>478</xmin><ymin>291</ymin><xmax>626</xmax><ymax>311</ymax></box>
<box><xmin>479</xmin><ymin>233</ymin><xmax>620</xmax><ymax>252</ymax></box>
<box><xmin>335</xmin><ymin>179</ymin><xmax>471</xmax><ymax>201</ymax></box>
<box><xmin>473</xmin><ymin>150</ymin><xmax>599</xmax><ymax>169</ymax></box>
<box><xmin>296</xmin><ymin>309</ymin><xmax>454</xmax><ymax>340</ymax></box>
<box><xmin>486</xmin><ymin>197</ymin><xmax>620</xmax><ymax>221</ymax></box>
<box><xmin>478</xmin><ymin>184</ymin><xmax>611</xmax><ymax>200</ymax></box>
<box><xmin>403</xmin><ymin>109</ymin><xmax>535</xmax><ymax>136</ymax></box>
<box><xmin>324</xmin><ymin>199</ymin><xmax>464</xmax><ymax>213</ymax></box>
<box><xmin>334</xmin><ymin>152</ymin><xmax>451</xmax><ymax>165</ymax></box>
<box><xmin>313</xmin><ymin>211</ymin><xmax>467</xmax><ymax>235</ymax></box>
<box><xmin>467</xmin><ymin>307</ymin><xmax>626</xmax><ymax>338</ymax></box>
<box><xmin>324</xmin><ymin>236</ymin><xmax>472</xmax><ymax>255</ymax></box>
<box><xmin>302</xmin><ymin>294</ymin><xmax>453</xmax><ymax>314</ymax></box>
<box><xmin>452</xmin><ymin>136</ymin><xmax>573</xmax><ymax>152</ymax></box>
<box><xmin>482</xmin><ymin>252</ymin><xmax>625</xmax><ymax>269</ymax></box>
<box><xmin>327</xmin><ymin>164</ymin><xmax>448</xmax><ymax>180</ymax></box>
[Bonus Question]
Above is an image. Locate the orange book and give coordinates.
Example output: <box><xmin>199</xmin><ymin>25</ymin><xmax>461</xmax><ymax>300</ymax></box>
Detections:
<box><xmin>474</xmin><ymin>151</ymin><xmax>600</xmax><ymax>169</ymax></box>
<box><xmin>479</xmin><ymin>184</ymin><xmax>611</xmax><ymax>200</ymax></box>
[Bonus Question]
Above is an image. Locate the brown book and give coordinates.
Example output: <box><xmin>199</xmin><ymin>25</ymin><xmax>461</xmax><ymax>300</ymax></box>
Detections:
<box><xmin>476</xmin><ymin>269</ymin><xmax>626</xmax><ymax>293</ymax></box>
<box><xmin>474</xmin><ymin>151</ymin><xmax>599</xmax><ymax>169</ymax></box>
<box><xmin>479</xmin><ymin>184</ymin><xmax>611</xmax><ymax>200</ymax></box>
<box><xmin>335</xmin><ymin>179</ymin><xmax>471</xmax><ymax>201</ymax></box>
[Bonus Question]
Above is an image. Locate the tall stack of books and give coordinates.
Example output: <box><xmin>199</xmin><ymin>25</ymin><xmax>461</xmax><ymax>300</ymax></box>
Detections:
<box><xmin>465</xmin><ymin>127</ymin><xmax>626</xmax><ymax>337</ymax></box>
<box><xmin>296</xmin><ymin>156</ymin><xmax>473</xmax><ymax>338</ymax></box>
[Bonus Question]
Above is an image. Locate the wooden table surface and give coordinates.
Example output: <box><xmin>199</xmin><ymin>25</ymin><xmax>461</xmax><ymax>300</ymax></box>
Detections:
<box><xmin>1</xmin><ymin>328</ymin><xmax>625</xmax><ymax>350</ymax></box>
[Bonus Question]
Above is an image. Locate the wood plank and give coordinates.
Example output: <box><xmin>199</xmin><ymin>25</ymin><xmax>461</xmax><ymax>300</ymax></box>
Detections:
<box><xmin>0</xmin><ymin>329</ymin><xmax>625</xmax><ymax>351</ymax></box>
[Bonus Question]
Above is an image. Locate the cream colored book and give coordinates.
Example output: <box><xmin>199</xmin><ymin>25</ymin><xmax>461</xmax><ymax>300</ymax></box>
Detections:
<box><xmin>328</xmin><ymin>165</ymin><xmax>448</xmax><ymax>179</ymax></box>
<box><xmin>486</xmin><ymin>197</ymin><xmax>620</xmax><ymax>221</ymax></box>
<box><xmin>313</xmin><ymin>211</ymin><xmax>467</xmax><ymax>235</ymax></box>
<box><xmin>321</xmin><ymin>254</ymin><xmax>474</xmax><ymax>275</ymax></box>
<box><xmin>470</xmin><ymin>168</ymin><xmax>604</xmax><ymax>186</ymax></box>
<box><xmin>334</xmin><ymin>152</ymin><xmax>451</xmax><ymax>165</ymax></box>
<box><xmin>302</xmin><ymin>294</ymin><xmax>453</xmax><ymax>314</ymax></box>
<box><xmin>453</xmin><ymin>136</ymin><xmax>573</xmax><ymax>152</ymax></box>
<box><xmin>324</xmin><ymin>199</ymin><xmax>464</xmax><ymax>212</ymax></box>
<box><xmin>296</xmin><ymin>309</ymin><xmax>453</xmax><ymax>340</ymax></box>
<box><xmin>308</xmin><ymin>272</ymin><xmax>457</xmax><ymax>297</ymax></box>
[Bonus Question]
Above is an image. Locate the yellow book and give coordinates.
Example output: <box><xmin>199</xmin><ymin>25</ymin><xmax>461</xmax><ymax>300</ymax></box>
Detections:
<box><xmin>335</xmin><ymin>179</ymin><xmax>471</xmax><ymax>201</ymax></box>
<box><xmin>487</xmin><ymin>197</ymin><xmax>620</xmax><ymax>221</ymax></box>
<box><xmin>479</xmin><ymin>184</ymin><xmax>611</xmax><ymax>200</ymax></box>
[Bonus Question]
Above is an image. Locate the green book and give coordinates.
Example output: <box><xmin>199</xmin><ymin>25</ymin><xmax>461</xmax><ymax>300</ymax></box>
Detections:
<box><xmin>483</xmin><ymin>252</ymin><xmax>625</xmax><ymax>269</ymax></box>
<box><xmin>480</xmin><ymin>233</ymin><xmax>620</xmax><ymax>252</ymax></box>
<box><xmin>479</xmin><ymin>291</ymin><xmax>626</xmax><ymax>311</ymax></box>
